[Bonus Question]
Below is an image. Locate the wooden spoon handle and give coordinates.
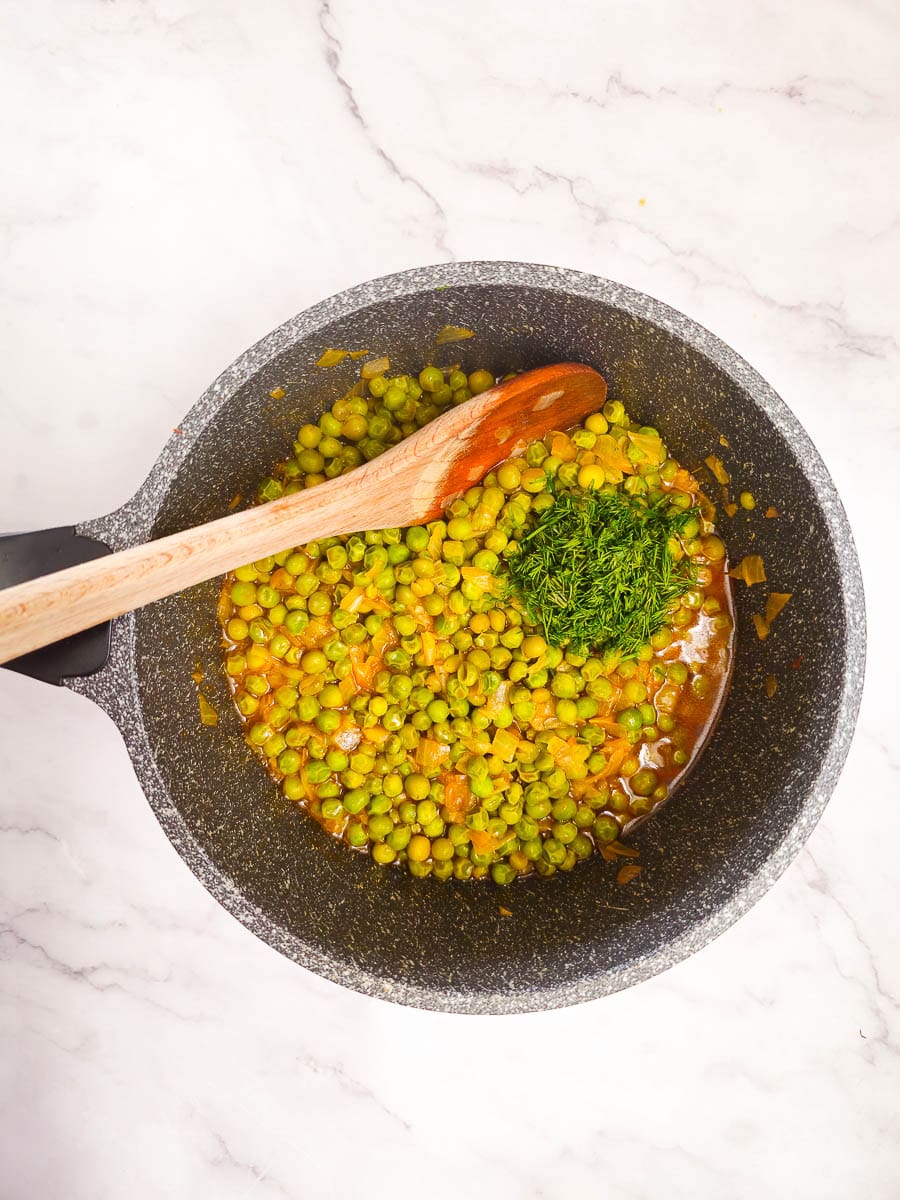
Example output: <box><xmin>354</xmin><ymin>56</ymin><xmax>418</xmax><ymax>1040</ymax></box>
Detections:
<box><xmin>0</xmin><ymin>363</ymin><xmax>605</xmax><ymax>667</ymax></box>
<box><xmin>0</xmin><ymin>474</ymin><xmax>394</xmax><ymax>667</ymax></box>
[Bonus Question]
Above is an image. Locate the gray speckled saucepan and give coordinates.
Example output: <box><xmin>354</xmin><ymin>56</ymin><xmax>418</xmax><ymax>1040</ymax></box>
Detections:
<box><xmin>8</xmin><ymin>263</ymin><xmax>866</xmax><ymax>1013</ymax></box>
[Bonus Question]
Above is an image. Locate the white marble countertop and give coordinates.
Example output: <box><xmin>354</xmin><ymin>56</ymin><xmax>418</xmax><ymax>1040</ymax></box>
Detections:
<box><xmin>2</xmin><ymin>2</ymin><xmax>898</xmax><ymax>1197</ymax></box>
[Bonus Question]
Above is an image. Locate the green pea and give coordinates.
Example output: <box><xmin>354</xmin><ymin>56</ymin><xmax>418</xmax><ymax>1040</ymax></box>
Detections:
<box><xmin>513</xmin><ymin>815</ymin><xmax>537</xmax><ymax>841</ymax></box>
<box><xmin>405</xmin><ymin>834</ymin><xmax>430</xmax><ymax>863</ymax></box>
<box><xmin>293</xmin><ymin>573</ymin><xmax>317</xmax><ymax>598</ymax></box>
<box><xmin>467</xmin><ymin>369</ymin><xmax>493</xmax><ymax>395</ymax></box>
<box><xmin>550</xmin><ymin>673</ymin><xmax>578</xmax><ymax>699</ymax></box>
<box><xmin>423</xmin><ymin>594</ymin><xmax>444</xmax><ymax>618</ymax></box>
<box><xmin>316</xmin><ymin>710</ymin><xmax>341</xmax><ymax>734</ymax></box>
<box><xmin>268</xmin><ymin>633</ymin><xmax>290</xmax><ymax>658</ymax></box>
<box><xmin>386</xmin><ymin>544</ymin><xmax>410</xmax><ymax>567</ymax></box>
<box><xmin>552</xmin><ymin>821</ymin><xmax>577</xmax><ymax>844</ymax></box>
<box><xmin>230</xmin><ymin>581</ymin><xmax>257</xmax><ymax>607</ymax></box>
<box><xmin>340</xmin><ymin>789</ymin><xmax>365</xmax><ymax>815</ymax></box>
<box><xmin>496</xmin><ymin>461</ymin><xmax>520</xmax><ymax>491</ymax></box>
<box><xmin>277</xmin><ymin>749</ymin><xmax>300</xmax><ymax>775</ymax></box>
<box><xmin>242</xmin><ymin>674</ymin><xmax>267</xmax><ymax>698</ymax></box>
<box><xmin>363</xmin><ymin>546</ymin><xmax>388</xmax><ymax>572</ymax></box>
<box><xmin>385</xmin><ymin>677</ymin><xmax>411</xmax><ymax>704</ymax></box>
<box><xmin>322</xmin><ymin>639</ymin><xmax>348</xmax><ymax>663</ymax></box>
<box><xmin>318</xmin><ymin>408</ymin><xmax>342</xmax><ymax>436</ymax></box>
<box><xmin>618</xmin><ymin>707</ymin><xmax>643</xmax><ymax>732</ymax></box>
<box><xmin>421</xmin><ymin>815</ymin><xmax>444</xmax><ymax>838</ymax></box>
<box><xmin>383</xmin><ymin>706</ymin><xmax>404</xmax><ymax>732</ymax></box>
<box><xmin>395</xmin><ymin>800</ymin><xmax>416</xmax><ymax>825</ymax></box>
<box><xmin>398</xmin><ymin>725</ymin><xmax>420</xmax><ymax>752</ymax></box>
<box><xmin>517</xmin><ymin>837</ymin><xmax>538</xmax><ymax>862</ymax></box>
<box><xmin>464</xmin><ymin>755</ymin><xmax>488</xmax><ymax>780</ymax></box>
<box><xmin>256</xmin><ymin>585</ymin><xmax>280</xmax><ymax>609</ymax></box>
<box><xmin>359</xmin><ymin>618</ymin><xmax>382</xmax><ymax>645</ymax></box>
<box><xmin>246</xmin><ymin>619</ymin><xmax>270</xmax><ymax>645</ymax></box>
<box><xmin>446</xmin><ymin>516</ymin><xmax>472</xmax><ymax>540</ymax></box>
<box><xmin>316</xmin><ymin>684</ymin><xmax>342</xmax><ymax>709</ymax></box>
<box><xmin>539</xmin><ymin>646</ymin><xmax>560</xmax><ymax>669</ymax></box>
<box><xmin>316</xmin><ymin>565</ymin><xmax>342</xmax><ymax>586</ymax></box>
<box><xmin>346</xmin><ymin>821</ymin><xmax>367</xmax><ymax>847</ymax></box>
<box><xmin>472</xmin><ymin>550</ymin><xmax>499</xmax><ymax>573</ymax></box>
<box><xmin>293</xmin><ymin>696</ymin><xmax>318</xmax><ymax>722</ymax></box>
<box><xmin>441</xmin><ymin>541</ymin><xmax>465</xmax><ymax>569</ymax></box>
<box><xmin>296</xmin><ymin>424</ymin><xmax>321</xmax><ymax>450</ymax></box>
<box><xmin>544</xmin><ymin>770</ymin><xmax>569</xmax><ymax>797</ymax></box>
<box><xmin>378</xmin><ymin>774</ymin><xmax>401</xmax><ymax>799</ymax></box>
<box><xmin>364</xmin><ymin>794</ymin><xmax>391</xmax><ymax>818</ymax></box>
<box><xmin>573</xmin><ymin>804</ymin><xmax>594</xmax><ymax>830</ymax></box>
<box><xmin>543</xmin><ymin>838</ymin><xmax>566</xmax><ymax>865</ymax></box>
<box><xmin>551</xmin><ymin>796</ymin><xmax>577</xmax><ymax>822</ymax></box>
<box><xmin>491</xmin><ymin>862</ymin><xmax>516</xmax><ymax>885</ymax></box>
<box><xmin>282</xmin><ymin>775</ymin><xmax>303</xmax><ymax>801</ymax></box>
<box><xmin>266</xmin><ymin>705</ymin><xmax>291</xmax><ymax>729</ymax></box>
<box><xmin>387</xmin><ymin>825</ymin><xmax>412</xmax><ymax>851</ymax></box>
<box><xmin>452</xmin><ymin>629</ymin><xmax>474</xmax><ymax>653</ymax></box>
<box><xmin>350</xmin><ymin>752</ymin><xmax>376</xmax><ymax>776</ymax></box>
<box><xmin>479</xmin><ymin>670</ymin><xmax>500</xmax><ymax>695</ymax></box>
<box><xmin>421</xmin><ymin>834</ymin><xmax>450</xmax><ymax>862</ymax></box>
<box><xmin>307</xmin><ymin>761</ymin><xmax>331</xmax><ymax>784</ymax></box>
<box><xmin>384</xmin><ymin>648</ymin><xmax>410</xmax><ymax>671</ymax></box>
<box><xmin>415</xmin><ymin>365</ymin><xmax>441</xmax><ymax>393</ymax></box>
<box><xmin>321</xmin><ymin>545</ymin><xmax>346</xmax><ymax>571</ymax></box>
<box><xmin>665</xmin><ymin>660</ymin><xmax>688</xmax><ymax>685</ymax></box>
<box><xmin>368</xmin><ymin>813</ymin><xmax>393</xmax><ymax>840</ymax></box>
<box><xmin>402</xmin><ymin>774</ymin><xmax>429</xmax><ymax>801</ymax></box>
<box><xmin>621</xmin><ymin>679</ymin><xmax>646</xmax><ymax>705</ymax></box>
<box><xmin>296</xmin><ymin>448</ymin><xmax>325</xmax><ymax>474</ymax></box>
<box><xmin>383</xmin><ymin>385</ymin><xmax>406</xmax><ymax>412</ymax></box>
<box><xmin>308</xmin><ymin>592</ymin><xmax>332</xmax><ymax>617</ymax></box>
<box><xmin>630</xmin><ymin>767</ymin><xmax>659</xmax><ymax>796</ymax></box>
<box><xmin>571</xmin><ymin>833</ymin><xmax>593</xmax><ymax>860</ymax></box>
<box><xmin>340</xmin><ymin>622</ymin><xmax>366</xmax><ymax>646</ymax></box>
<box><xmin>257</xmin><ymin>477</ymin><xmax>282</xmax><ymax>502</ymax></box>
<box><xmin>284</xmin><ymin>610</ymin><xmax>308</xmax><ymax>636</ymax></box>
<box><xmin>593</xmin><ymin>815</ymin><xmax>619</xmax><ymax>843</ymax></box>
<box><xmin>263</xmin><ymin>732</ymin><xmax>286</xmax><ymax>758</ymax></box>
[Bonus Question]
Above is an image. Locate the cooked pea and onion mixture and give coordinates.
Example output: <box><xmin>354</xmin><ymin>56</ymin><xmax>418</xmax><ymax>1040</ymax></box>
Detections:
<box><xmin>218</xmin><ymin>361</ymin><xmax>734</xmax><ymax>885</ymax></box>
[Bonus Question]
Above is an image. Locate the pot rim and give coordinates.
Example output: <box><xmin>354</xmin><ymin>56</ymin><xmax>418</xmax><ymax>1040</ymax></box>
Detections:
<box><xmin>67</xmin><ymin>261</ymin><xmax>867</xmax><ymax>1013</ymax></box>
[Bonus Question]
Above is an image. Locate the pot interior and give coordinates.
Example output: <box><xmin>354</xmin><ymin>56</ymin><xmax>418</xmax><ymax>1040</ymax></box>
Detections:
<box><xmin>134</xmin><ymin>280</ymin><xmax>849</xmax><ymax>1010</ymax></box>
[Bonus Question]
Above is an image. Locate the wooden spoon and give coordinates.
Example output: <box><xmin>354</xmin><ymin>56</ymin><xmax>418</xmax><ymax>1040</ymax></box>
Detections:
<box><xmin>0</xmin><ymin>363</ymin><xmax>606</xmax><ymax>665</ymax></box>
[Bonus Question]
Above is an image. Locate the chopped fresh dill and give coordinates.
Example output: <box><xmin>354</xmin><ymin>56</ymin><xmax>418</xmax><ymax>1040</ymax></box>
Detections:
<box><xmin>506</xmin><ymin>486</ymin><xmax>696</xmax><ymax>656</ymax></box>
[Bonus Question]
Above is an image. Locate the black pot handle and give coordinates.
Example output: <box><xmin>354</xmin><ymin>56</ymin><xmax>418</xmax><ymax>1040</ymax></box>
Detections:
<box><xmin>0</xmin><ymin>527</ymin><xmax>112</xmax><ymax>685</ymax></box>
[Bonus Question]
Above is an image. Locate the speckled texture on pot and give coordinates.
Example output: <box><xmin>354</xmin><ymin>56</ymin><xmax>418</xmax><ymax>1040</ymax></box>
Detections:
<box><xmin>66</xmin><ymin>262</ymin><xmax>866</xmax><ymax>1014</ymax></box>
